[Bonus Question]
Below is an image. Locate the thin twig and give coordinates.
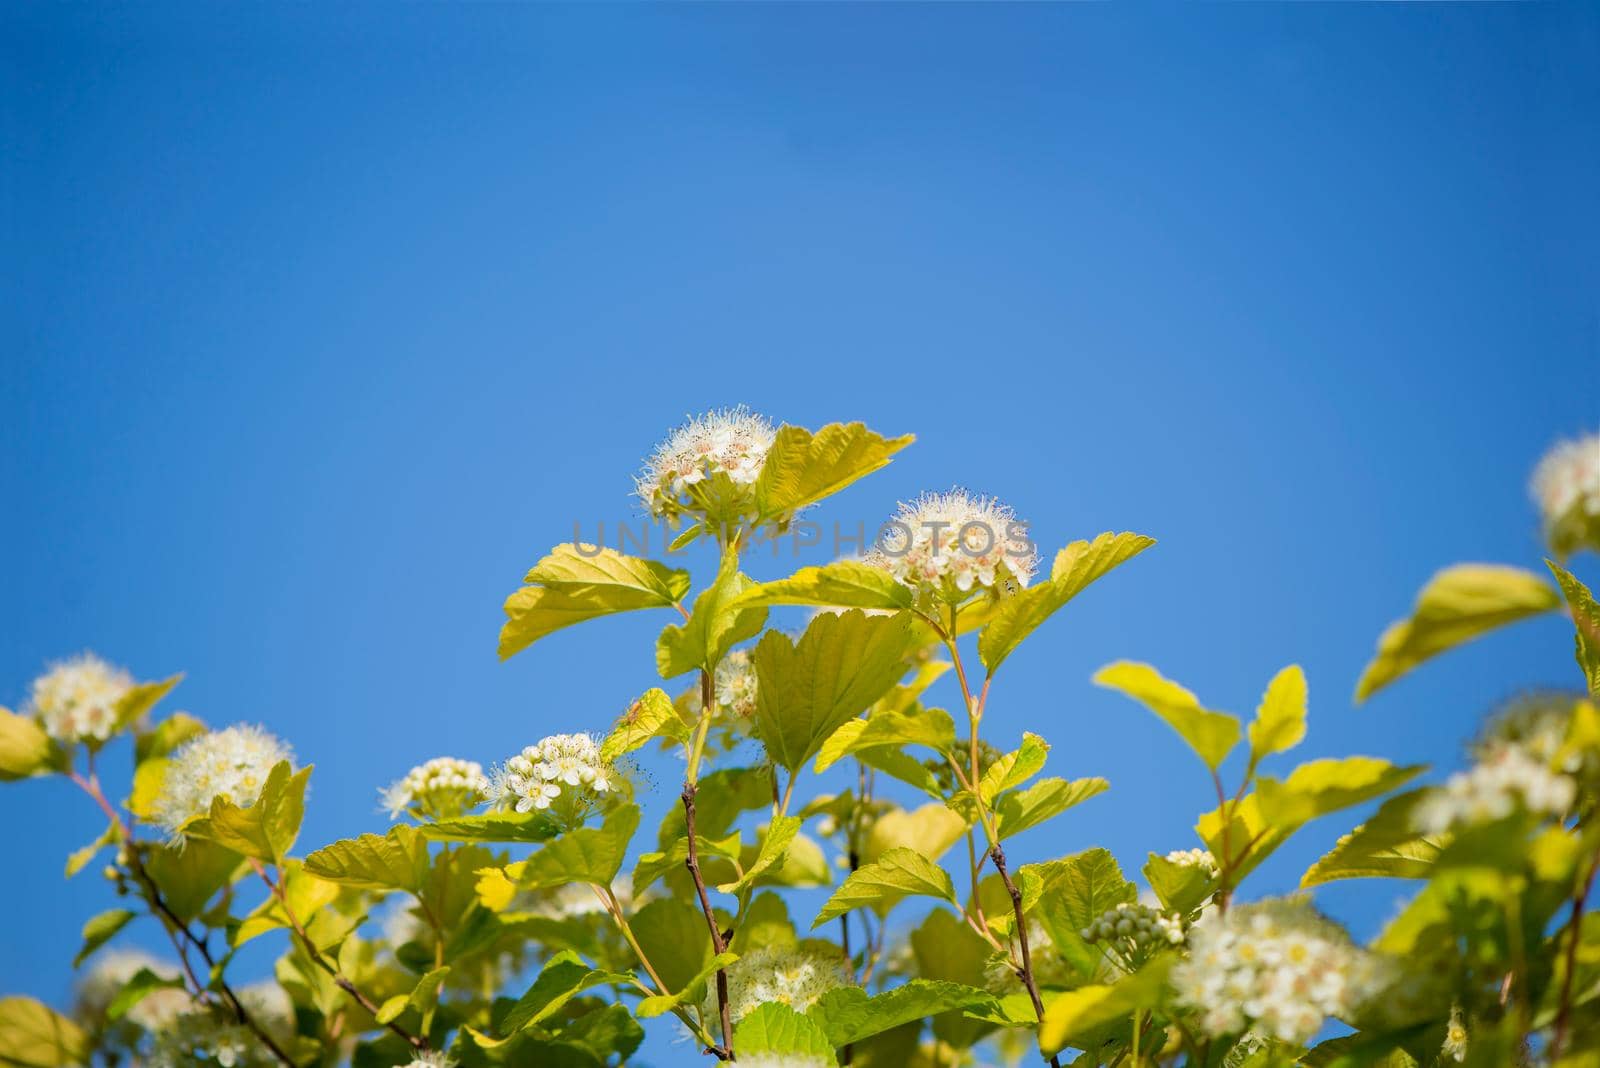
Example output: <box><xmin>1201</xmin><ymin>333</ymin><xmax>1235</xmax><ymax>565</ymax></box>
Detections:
<box><xmin>992</xmin><ymin>845</ymin><xmax>1063</xmax><ymax>1068</ymax></box>
<box><xmin>1553</xmin><ymin>845</ymin><xmax>1600</xmax><ymax>1057</ymax></box>
<box><xmin>682</xmin><ymin>781</ymin><xmax>735</xmax><ymax>1060</ymax></box>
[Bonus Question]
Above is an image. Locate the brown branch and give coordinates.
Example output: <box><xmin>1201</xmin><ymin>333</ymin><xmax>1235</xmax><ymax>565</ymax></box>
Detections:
<box><xmin>1553</xmin><ymin>846</ymin><xmax>1600</xmax><ymax>1057</ymax></box>
<box><xmin>70</xmin><ymin>772</ymin><xmax>299</xmax><ymax>1068</ymax></box>
<box><xmin>682</xmin><ymin>779</ymin><xmax>735</xmax><ymax>1060</ymax></box>
<box><xmin>992</xmin><ymin>844</ymin><xmax>1062</xmax><ymax>1068</ymax></box>
<box><xmin>250</xmin><ymin>860</ymin><xmax>427</xmax><ymax>1052</ymax></box>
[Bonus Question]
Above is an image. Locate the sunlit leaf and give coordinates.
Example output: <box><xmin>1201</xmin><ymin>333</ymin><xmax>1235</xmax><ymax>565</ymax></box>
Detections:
<box><xmin>1093</xmin><ymin>661</ymin><xmax>1239</xmax><ymax>770</ymax></box>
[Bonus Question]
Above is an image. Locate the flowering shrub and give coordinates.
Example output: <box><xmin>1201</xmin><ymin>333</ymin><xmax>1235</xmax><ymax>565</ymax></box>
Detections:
<box><xmin>2</xmin><ymin>415</ymin><xmax>1598</xmax><ymax>1068</ymax></box>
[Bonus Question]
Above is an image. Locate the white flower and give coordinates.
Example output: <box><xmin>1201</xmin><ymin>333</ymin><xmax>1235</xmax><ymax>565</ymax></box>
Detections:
<box><xmin>866</xmin><ymin>490</ymin><xmax>1037</xmax><ymax>596</ymax></box>
<box><xmin>24</xmin><ymin>653</ymin><xmax>133</xmax><ymax>745</ymax></box>
<box><xmin>491</xmin><ymin>733</ymin><xmax>616</xmax><ymax>815</ymax></box>
<box><xmin>401</xmin><ymin>1053</ymin><xmax>456</xmax><ymax>1068</ymax></box>
<box><xmin>636</xmin><ymin>408</ymin><xmax>777</xmax><ymax>520</ymax></box>
<box><xmin>1172</xmin><ymin>898</ymin><xmax>1385</xmax><ymax>1047</ymax></box>
<box><xmin>1164</xmin><ymin>847</ymin><xmax>1218</xmax><ymax>874</ymax></box>
<box><xmin>712</xmin><ymin>945</ymin><xmax>853</xmax><ymax>1024</ymax></box>
<box><xmin>1532</xmin><ymin>433</ymin><xmax>1600</xmax><ymax>523</ymax></box>
<box><xmin>153</xmin><ymin>725</ymin><xmax>293</xmax><ymax>840</ymax></box>
<box><xmin>738</xmin><ymin>1056</ymin><xmax>834</xmax><ymax>1068</ymax></box>
<box><xmin>382</xmin><ymin>756</ymin><xmax>490</xmax><ymax>820</ymax></box>
<box><xmin>688</xmin><ymin>649</ymin><xmax>760</xmax><ymax>721</ymax></box>
<box><xmin>1442</xmin><ymin>1004</ymin><xmax>1468</xmax><ymax>1062</ymax></box>
<box><xmin>1413</xmin><ymin>741</ymin><xmax>1577</xmax><ymax>835</ymax></box>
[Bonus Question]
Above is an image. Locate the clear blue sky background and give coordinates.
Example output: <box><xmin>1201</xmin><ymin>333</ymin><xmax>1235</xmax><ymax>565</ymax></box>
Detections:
<box><xmin>3</xmin><ymin>4</ymin><xmax>1597</xmax><ymax>1063</ymax></box>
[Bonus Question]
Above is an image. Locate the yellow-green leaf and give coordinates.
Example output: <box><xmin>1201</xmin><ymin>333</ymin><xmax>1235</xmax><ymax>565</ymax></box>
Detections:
<box><xmin>812</xmin><ymin>846</ymin><xmax>955</xmax><ymax>926</ymax></box>
<box><xmin>499</xmin><ymin>544</ymin><xmax>692</xmax><ymax>660</ymax></box>
<box><xmin>978</xmin><ymin>532</ymin><xmax>1155</xmax><ymax>674</ymax></box>
<box><xmin>1301</xmin><ymin>794</ymin><xmax>1444</xmax><ymax>887</ymax></box>
<box><xmin>994</xmin><ymin>776</ymin><xmax>1109</xmax><ymax>840</ymax></box>
<box><xmin>1549</xmin><ymin>560</ymin><xmax>1600</xmax><ymax>699</ymax></box>
<box><xmin>1248</xmin><ymin>664</ymin><xmax>1307</xmax><ymax>761</ymax></box>
<box><xmin>518</xmin><ymin>804</ymin><xmax>640</xmax><ymax>889</ymax></box>
<box><xmin>74</xmin><ymin>908</ymin><xmax>135</xmax><ymax>967</ymax></box>
<box><xmin>752</xmin><ymin>610</ymin><xmax>916</xmax><ymax>772</ymax></box>
<box><xmin>0</xmin><ymin>707</ymin><xmax>52</xmax><ymax>782</ymax></box>
<box><xmin>303</xmin><ymin>824</ymin><xmax>430</xmax><ymax>893</ymax></box>
<box><xmin>861</xmin><ymin>802</ymin><xmax>967</xmax><ymax>865</ymax></box>
<box><xmin>1256</xmin><ymin>757</ymin><xmax>1425</xmax><ymax>827</ymax></box>
<box><xmin>1355</xmin><ymin>564</ymin><xmax>1560</xmax><ymax>702</ymax></box>
<box><xmin>179</xmin><ymin>761</ymin><xmax>310</xmax><ymax>863</ymax></box>
<box><xmin>601</xmin><ymin>688</ymin><xmax>689</xmax><ymax>762</ymax></box>
<box><xmin>1093</xmin><ymin>661</ymin><xmax>1239</xmax><ymax>770</ymax></box>
<box><xmin>735</xmin><ymin>560</ymin><xmax>914</xmax><ymax>612</ymax></box>
<box><xmin>717</xmin><ymin>815</ymin><xmax>800</xmax><ymax>894</ymax></box>
<box><xmin>0</xmin><ymin>996</ymin><xmax>91</xmax><ymax>1068</ymax></box>
<box><xmin>656</xmin><ymin>547</ymin><xmax>767</xmax><ymax>679</ymax></box>
<box><xmin>112</xmin><ymin>674</ymin><xmax>182</xmax><ymax>734</ymax></box>
<box><xmin>814</xmin><ymin>706</ymin><xmax>956</xmax><ymax>774</ymax></box>
<box><xmin>754</xmin><ymin>422</ymin><xmax>914</xmax><ymax>521</ymax></box>
<box><xmin>978</xmin><ymin>732</ymin><xmax>1050</xmax><ymax>803</ymax></box>
<box><xmin>1038</xmin><ymin>958</ymin><xmax>1172</xmax><ymax>1057</ymax></box>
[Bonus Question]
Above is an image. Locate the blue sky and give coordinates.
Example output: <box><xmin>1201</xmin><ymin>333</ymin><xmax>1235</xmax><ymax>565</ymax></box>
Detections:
<box><xmin>3</xmin><ymin>3</ymin><xmax>1597</xmax><ymax>1061</ymax></box>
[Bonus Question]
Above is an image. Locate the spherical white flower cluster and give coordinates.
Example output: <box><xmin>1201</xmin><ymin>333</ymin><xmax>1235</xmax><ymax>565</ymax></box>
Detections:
<box><xmin>1165</xmin><ymin>847</ymin><xmax>1218</xmax><ymax>873</ymax></box>
<box><xmin>1082</xmin><ymin>902</ymin><xmax>1185</xmax><ymax>960</ymax></box>
<box><xmin>867</xmin><ymin>490</ymin><xmax>1036</xmax><ymax>596</ymax></box>
<box><xmin>1172</xmin><ymin>899</ymin><xmax>1384</xmax><ymax>1046</ymax></box>
<box><xmin>153</xmin><ymin>725</ymin><xmax>293</xmax><ymax>840</ymax></box>
<box><xmin>1531</xmin><ymin>432</ymin><xmax>1600</xmax><ymax>554</ymax></box>
<box><xmin>146</xmin><ymin>981</ymin><xmax>290</xmax><ymax>1068</ymax></box>
<box><xmin>401</xmin><ymin>1053</ymin><xmax>457</xmax><ymax>1068</ymax></box>
<box><xmin>714</xmin><ymin>945</ymin><xmax>852</xmax><ymax>1024</ymax></box>
<box><xmin>493</xmin><ymin>733</ymin><xmax>615</xmax><ymax>813</ymax></box>
<box><xmin>1413</xmin><ymin>742</ymin><xmax>1576</xmax><ymax>835</ymax></box>
<box><xmin>25</xmin><ymin>653</ymin><xmax>133</xmax><ymax>745</ymax></box>
<box><xmin>382</xmin><ymin>756</ymin><xmax>490</xmax><ymax>820</ymax></box>
<box><xmin>738</xmin><ymin>1056</ymin><xmax>833</xmax><ymax>1068</ymax></box>
<box><xmin>636</xmin><ymin>408</ymin><xmax>776</xmax><ymax>520</ymax></box>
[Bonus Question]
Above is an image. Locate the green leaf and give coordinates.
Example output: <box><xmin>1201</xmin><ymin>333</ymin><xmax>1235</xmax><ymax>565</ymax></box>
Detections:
<box><xmin>1549</xmin><ymin>561</ymin><xmax>1600</xmax><ymax>698</ymax></box>
<box><xmin>600</xmin><ymin>688</ymin><xmax>689</xmax><ymax>762</ymax></box>
<box><xmin>1301</xmin><ymin>793</ymin><xmax>1445</xmax><ymax>887</ymax></box>
<box><xmin>814</xmin><ymin>706</ymin><xmax>956</xmax><ymax>774</ymax></box>
<box><xmin>1256</xmin><ymin>757</ymin><xmax>1425</xmax><ymax>827</ymax></box>
<box><xmin>909</xmin><ymin>909</ymin><xmax>999</xmax><ymax>1049</ymax></box>
<box><xmin>1093</xmin><ymin>661</ymin><xmax>1240</xmax><ymax>770</ymax></box>
<box><xmin>861</xmin><ymin>802</ymin><xmax>967</xmax><ymax>865</ymax></box>
<box><xmin>502</xmin><ymin>950</ymin><xmax>633</xmax><ymax>1033</ymax></box>
<box><xmin>499</xmin><ymin>543</ymin><xmax>692</xmax><ymax>660</ymax></box>
<box><xmin>978</xmin><ymin>732</ymin><xmax>1051</xmax><ymax>803</ymax></box>
<box><xmin>233</xmin><ymin>861</ymin><xmax>342</xmax><ymax>948</ymax></box>
<box><xmin>807</xmin><ymin>980</ymin><xmax>997</xmax><ymax>1047</ymax></box>
<box><xmin>304</xmin><ymin>824</ymin><xmax>430</xmax><ymax>893</ymax></box>
<box><xmin>631</xmin><ymin>830</ymin><xmax>742</xmax><ymax>895</ymax></box>
<box><xmin>1031</xmin><ymin>847</ymin><xmax>1136</xmax><ymax>934</ymax></box>
<box><xmin>112</xmin><ymin>674</ymin><xmax>182</xmax><ymax>734</ymax></box>
<box><xmin>1143</xmin><ymin>852</ymin><xmax>1214</xmax><ymax>915</ymax></box>
<box><xmin>1038</xmin><ymin>958</ymin><xmax>1172</xmax><ymax>1057</ymax></box>
<box><xmin>0</xmin><ymin>997</ymin><xmax>90</xmax><ymax>1068</ymax></box>
<box><xmin>1355</xmin><ymin>564</ymin><xmax>1560</xmax><ymax>701</ymax></box>
<box><xmin>735</xmin><ymin>560</ymin><xmax>915</xmax><ymax>612</ymax></box>
<box><xmin>73</xmin><ymin>908</ymin><xmax>135</xmax><ymax>968</ymax></box>
<box><xmin>179</xmin><ymin>760</ymin><xmax>310</xmax><ymax>863</ymax></box>
<box><xmin>134</xmin><ymin>712</ymin><xmax>206</xmax><ymax>765</ymax></box>
<box><xmin>64</xmin><ymin>825</ymin><xmax>116</xmax><ymax>879</ymax></box>
<box><xmin>1248</xmin><ymin>664</ymin><xmax>1307</xmax><ymax>761</ymax></box>
<box><xmin>752</xmin><ymin>610</ymin><xmax>916</xmax><ymax>772</ymax></box>
<box><xmin>732</xmin><ymin>1002</ymin><xmax>838</xmax><ymax>1063</ymax></box>
<box><xmin>812</xmin><ymin>847</ymin><xmax>955</xmax><ymax>926</ymax></box>
<box><xmin>718</xmin><ymin>815</ymin><xmax>801</xmax><ymax>894</ymax></box>
<box><xmin>419</xmin><ymin>810</ymin><xmax>560</xmax><ymax>845</ymax></box>
<box><xmin>656</xmin><ymin>548</ymin><xmax>768</xmax><ymax>678</ymax></box>
<box><xmin>994</xmin><ymin>776</ymin><xmax>1108</xmax><ymax>839</ymax></box>
<box><xmin>754</xmin><ymin>422</ymin><xmax>914</xmax><ymax>522</ymax></box>
<box><xmin>104</xmin><ymin>970</ymin><xmax>186</xmax><ymax>1024</ymax></box>
<box><xmin>636</xmin><ymin>952</ymin><xmax>738</xmax><ymax>1019</ymax></box>
<box><xmin>630</xmin><ymin>898</ymin><xmax>717</xmax><ymax>996</ymax></box>
<box><xmin>978</xmin><ymin>532</ymin><xmax>1155</xmax><ymax>674</ymax></box>
<box><xmin>376</xmin><ymin>967</ymin><xmax>450</xmax><ymax>1025</ymax></box>
<box><xmin>143</xmin><ymin>837</ymin><xmax>243</xmax><ymax>922</ymax></box>
<box><xmin>516</xmin><ymin>805</ymin><xmax>640</xmax><ymax>889</ymax></box>
<box><xmin>0</xmin><ymin>707</ymin><xmax>52</xmax><ymax>782</ymax></box>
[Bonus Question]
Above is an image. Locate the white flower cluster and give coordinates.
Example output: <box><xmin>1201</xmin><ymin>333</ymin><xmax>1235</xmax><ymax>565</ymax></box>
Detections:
<box><xmin>25</xmin><ymin>653</ymin><xmax>132</xmax><ymax>744</ymax></box>
<box><xmin>867</xmin><ymin>490</ymin><xmax>1036</xmax><ymax>596</ymax></box>
<box><xmin>1165</xmin><ymin>847</ymin><xmax>1218</xmax><ymax>873</ymax></box>
<box><xmin>1413</xmin><ymin>742</ymin><xmax>1576</xmax><ymax>835</ymax></box>
<box><xmin>739</xmin><ymin>1056</ymin><xmax>833</xmax><ymax>1068</ymax></box>
<box><xmin>690</xmin><ymin>649</ymin><xmax>759</xmax><ymax>720</ymax></box>
<box><xmin>714</xmin><ymin>945</ymin><xmax>852</xmax><ymax>1024</ymax></box>
<box><xmin>382</xmin><ymin>756</ymin><xmax>490</xmax><ymax>820</ymax></box>
<box><xmin>147</xmin><ymin>983</ymin><xmax>290</xmax><ymax>1068</ymax></box>
<box><xmin>402</xmin><ymin>1054</ymin><xmax>457</xmax><ymax>1068</ymax></box>
<box><xmin>1081</xmin><ymin>902</ymin><xmax>1185</xmax><ymax>958</ymax></box>
<box><xmin>1531</xmin><ymin>432</ymin><xmax>1600</xmax><ymax>543</ymax></box>
<box><xmin>493</xmin><ymin>733</ymin><xmax>615</xmax><ymax>813</ymax></box>
<box><xmin>153</xmin><ymin>725</ymin><xmax>293</xmax><ymax>839</ymax></box>
<box><xmin>1172</xmin><ymin>899</ymin><xmax>1384</xmax><ymax>1046</ymax></box>
<box><xmin>636</xmin><ymin>408</ymin><xmax>776</xmax><ymax>520</ymax></box>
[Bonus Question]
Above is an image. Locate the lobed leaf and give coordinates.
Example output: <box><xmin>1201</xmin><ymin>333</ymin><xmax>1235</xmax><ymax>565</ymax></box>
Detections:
<box><xmin>1093</xmin><ymin>661</ymin><xmax>1240</xmax><ymax>770</ymax></box>
<box><xmin>754</xmin><ymin>422</ymin><xmax>914</xmax><ymax>522</ymax></box>
<box><xmin>813</xmin><ymin>847</ymin><xmax>956</xmax><ymax>926</ymax></box>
